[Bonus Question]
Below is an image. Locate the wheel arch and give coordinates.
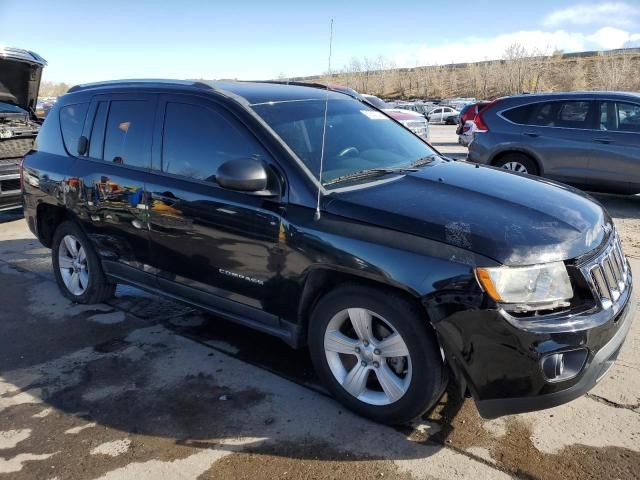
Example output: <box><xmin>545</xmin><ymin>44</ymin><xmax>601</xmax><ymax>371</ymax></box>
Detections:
<box><xmin>35</xmin><ymin>201</ymin><xmax>73</xmax><ymax>248</ymax></box>
<box><xmin>295</xmin><ymin>266</ymin><xmax>434</xmax><ymax>348</ymax></box>
<box><xmin>489</xmin><ymin>148</ymin><xmax>544</xmax><ymax>175</ymax></box>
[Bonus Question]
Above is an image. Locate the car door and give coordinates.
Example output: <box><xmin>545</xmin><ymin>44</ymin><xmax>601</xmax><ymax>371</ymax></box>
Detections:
<box><xmin>585</xmin><ymin>100</ymin><xmax>640</xmax><ymax>192</ymax></box>
<box><xmin>75</xmin><ymin>93</ymin><xmax>156</xmax><ymax>274</ymax></box>
<box><xmin>429</xmin><ymin>108</ymin><xmax>442</xmax><ymax>123</ymax></box>
<box><xmin>144</xmin><ymin>94</ymin><xmax>285</xmax><ymax>323</ymax></box>
<box><xmin>516</xmin><ymin>100</ymin><xmax>596</xmax><ymax>184</ymax></box>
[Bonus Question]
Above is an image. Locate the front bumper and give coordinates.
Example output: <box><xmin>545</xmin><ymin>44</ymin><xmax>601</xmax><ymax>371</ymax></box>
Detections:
<box><xmin>435</xmin><ymin>267</ymin><xmax>635</xmax><ymax>419</ymax></box>
<box><xmin>475</xmin><ymin>289</ymin><xmax>634</xmax><ymax>418</ymax></box>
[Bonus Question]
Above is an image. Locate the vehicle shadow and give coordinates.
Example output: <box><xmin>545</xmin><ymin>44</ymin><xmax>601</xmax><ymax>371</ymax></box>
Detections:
<box><xmin>0</xmin><ymin>251</ymin><xmax>473</xmax><ymax>474</ymax></box>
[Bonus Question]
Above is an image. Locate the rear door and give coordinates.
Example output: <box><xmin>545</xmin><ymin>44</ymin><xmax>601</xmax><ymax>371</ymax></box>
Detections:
<box><xmin>515</xmin><ymin>100</ymin><xmax>596</xmax><ymax>184</ymax></box>
<box><xmin>75</xmin><ymin>93</ymin><xmax>156</xmax><ymax>273</ymax></box>
<box><xmin>586</xmin><ymin>100</ymin><xmax>640</xmax><ymax>192</ymax></box>
<box><xmin>429</xmin><ymin>108</ymin><xmax>442</xmax><ymax>123</ymax></box>
<box><xmin>144</xmin><ymin>94</ymin><xmax>284</xmax><ymax>322</ymax></box>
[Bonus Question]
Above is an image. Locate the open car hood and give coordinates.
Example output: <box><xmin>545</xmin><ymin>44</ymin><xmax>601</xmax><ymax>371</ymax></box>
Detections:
<box><xmin>0</xmin><ymin>46</ymin><xmax>47</xmax><ymax>115</ymax></box>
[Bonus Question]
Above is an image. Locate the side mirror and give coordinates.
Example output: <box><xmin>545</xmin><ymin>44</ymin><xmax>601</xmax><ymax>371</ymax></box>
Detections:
<box><xmin>216</xmin><ymin>158</ymin><xmax>269</xmax><ymax>193</ymax></box>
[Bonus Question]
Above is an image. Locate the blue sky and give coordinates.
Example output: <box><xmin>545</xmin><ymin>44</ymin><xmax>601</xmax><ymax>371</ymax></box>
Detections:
<box><xmin>1</xmin><ymin>0</ymin><xmax>639</xmax><ymax>84</ymax></box>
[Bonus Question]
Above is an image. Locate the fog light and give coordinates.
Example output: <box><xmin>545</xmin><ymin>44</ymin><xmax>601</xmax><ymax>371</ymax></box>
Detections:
<box><xmin>541</xmin><ymin>349</ymin><xmax>587</xmax><ymax>382</ymax></box>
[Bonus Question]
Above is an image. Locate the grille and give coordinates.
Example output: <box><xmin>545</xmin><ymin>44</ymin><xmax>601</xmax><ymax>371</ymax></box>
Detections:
<box><xmin>404</xmin><ymin>121</ymin><xmax>429</xmax><ymax>138</ymax></box>
<box><xmin>581</xmin><ymin>233</ymin><xmax>629</xmax><ymax>310</ymax></box>
<box><xmin>0</xmin><ymin>138</ymin><xmax>34</xmax><ymax>159</ymax></box>
<box><xmin>0</xmin><ymin>178</ymin><xmax>20</xmax><ymax>193</ymax></box>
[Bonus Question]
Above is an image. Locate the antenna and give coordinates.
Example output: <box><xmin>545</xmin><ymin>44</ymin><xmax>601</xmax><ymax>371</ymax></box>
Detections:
<box><xmin>314</xmin><ymin>18</ymin><xmax>333</xmax><ymax>221</ymax></box>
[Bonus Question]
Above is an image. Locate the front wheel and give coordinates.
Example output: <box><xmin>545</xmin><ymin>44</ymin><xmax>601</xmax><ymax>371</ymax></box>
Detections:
<box><xmin>52</xmin><ymin>221</ymin><xmax>116</xmax><ymax>304</ymax></box>
<box><xmin>308</xmin><ymin>285</ymin><xmax>444</xmax><ymax>425</ymax></box>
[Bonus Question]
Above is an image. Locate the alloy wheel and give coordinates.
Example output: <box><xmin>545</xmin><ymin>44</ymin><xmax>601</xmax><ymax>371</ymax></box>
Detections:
<box><xmin>58</xmin><ymin>234</ymin><xmax>89</xmax><ymax>296</ymax></box>
<box><xmin>324</xmin><ymin>308</ymin><xmax>412</xmax><ymax>406</ymax></box>
<box><xmin>502</xmin><ymin>161</ymin><xmax>528</xmax><ymax>173</ymax></box>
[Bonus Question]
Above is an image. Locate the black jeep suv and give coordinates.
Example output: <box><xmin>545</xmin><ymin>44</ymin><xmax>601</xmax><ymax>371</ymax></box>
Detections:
<box><xmin>0</xmin><ymin>46</ymin><xmax>46</xmax><ymax>211</ymax></box>
<box><xmin>22</xmin><ymin>80</ymin><xmax>634</xmax><ymax>424</ymax></box>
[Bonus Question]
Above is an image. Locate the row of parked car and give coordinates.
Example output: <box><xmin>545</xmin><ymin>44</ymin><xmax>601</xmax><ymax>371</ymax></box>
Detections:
<box><xmin>390</xmin><ymin>100</ymin><xmax>461</xmax><ymax>125</ymax></box>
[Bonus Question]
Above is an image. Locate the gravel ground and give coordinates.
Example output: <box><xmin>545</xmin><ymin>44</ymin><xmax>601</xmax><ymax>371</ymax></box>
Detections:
<box><xmin>0</xmin><ymin>128</ymin><xmax>638</xmax><ymax>479</ymax></box>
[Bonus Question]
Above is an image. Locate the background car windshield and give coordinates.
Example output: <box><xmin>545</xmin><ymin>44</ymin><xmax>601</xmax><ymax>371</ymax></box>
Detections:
<box><xmin>253</xmin><ymin>98</ymin><xmax>436</xmax><ymax>186</ymax></box>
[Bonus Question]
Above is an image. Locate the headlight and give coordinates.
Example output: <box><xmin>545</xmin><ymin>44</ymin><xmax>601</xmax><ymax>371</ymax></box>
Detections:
<box><xmin>0</xmin><ymin>128</ymin><xmax>13</xmax><ymax>139</ymax></box>
<box><xmin>476</xmin><ymin>261</ymin><xmax>573</xmax><ymax>308</ymax></box>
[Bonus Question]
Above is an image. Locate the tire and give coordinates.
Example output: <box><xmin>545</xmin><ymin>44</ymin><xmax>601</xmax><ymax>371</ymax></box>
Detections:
<box><xmin>308</xmin><ymin>284</ymin><xmax>444</xmax><ymax>425</ymax></box>
<box><xmin>52</xmin><ymin>220</ymin><xmax>116</xmax><ymax>304</ymax></box>
<box><xmin>493</xmin><ymin>153</ymin><xmax>539</xmax><ymax>176</ymax></box>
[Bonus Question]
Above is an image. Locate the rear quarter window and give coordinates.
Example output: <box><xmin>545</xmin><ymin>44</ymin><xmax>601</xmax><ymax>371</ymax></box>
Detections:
<box><xmin>59</xmin><ymin>103</ymin><xmax>89</xmax><ymax>155</ymax></box>
<box><xmin>501</xmin><ymin>104</ymin><xmax>534</xmax><ymax>124</ymax></box>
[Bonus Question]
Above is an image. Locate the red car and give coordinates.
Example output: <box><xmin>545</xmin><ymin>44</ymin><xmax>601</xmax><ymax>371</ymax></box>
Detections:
<box><xmin>456</xmin><ymin>101</ymin><xmax>490</xmax><ymax>135</ymax></box>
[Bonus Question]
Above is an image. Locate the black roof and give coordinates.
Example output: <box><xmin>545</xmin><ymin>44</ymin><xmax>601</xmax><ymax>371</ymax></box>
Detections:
<box><xmin>210</xmin><ymin>81</ymin><xmax>350</xmax><ymax>105</ymax></box>
<box><xmin>67</xmin><ymin>79</ymin><xmax>349</xmax><ymax>105</ymax></box>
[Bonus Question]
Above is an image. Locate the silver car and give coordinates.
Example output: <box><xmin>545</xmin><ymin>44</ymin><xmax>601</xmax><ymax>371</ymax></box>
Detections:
<box><xmin>467</xmin><ymin>92</ymin><xmax>640</xmax><ymax>194</ymax></box>
<box><xmin>427</xmin><ymin>106</ymin><xmax>459</xmax><ymax>124</ymax></box>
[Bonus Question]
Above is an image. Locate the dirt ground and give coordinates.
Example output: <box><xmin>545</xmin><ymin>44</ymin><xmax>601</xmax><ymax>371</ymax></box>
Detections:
<box><xmin>0</xmin><ymin>126</ymin><xmax>638</xmax><ymax>479</ymax></box>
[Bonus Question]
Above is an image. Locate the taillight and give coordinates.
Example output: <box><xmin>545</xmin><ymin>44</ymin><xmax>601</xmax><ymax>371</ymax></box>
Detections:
<box><xmin>473</xmin><ymin>99</ymin><xmax>501</xmax><ymax>133</ymax></box>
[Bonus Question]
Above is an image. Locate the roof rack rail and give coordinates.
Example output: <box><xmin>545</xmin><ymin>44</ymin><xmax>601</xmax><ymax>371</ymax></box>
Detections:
<box><xmin>252</xmin><ymin>79</ymin><xmax>332</xmax><ymax>89</ymax></box>
<box><xmin>251</xmin><ymin>80</ymin><xmax>362</xmax><ymax>100</ymax></box>
<box><xmin>67</xmin><ymin>79</ymin><xmax>214</xmax><ymax>94</ymax></box>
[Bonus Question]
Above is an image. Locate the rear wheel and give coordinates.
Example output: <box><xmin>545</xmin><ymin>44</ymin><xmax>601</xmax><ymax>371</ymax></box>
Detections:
<box><xmin>52</xmin><ymin>221</ymin><xmax>116</xmax><ymax>304</ymax></box>
<box><xmin>493</xmin><ymin>153</ymin><xmax>539</xmax><ymax>176</ymax></box>
<box><xmin>308</xmin><ymin>284</ymin><xmax>444</xmax><ymax>424</ymax></box>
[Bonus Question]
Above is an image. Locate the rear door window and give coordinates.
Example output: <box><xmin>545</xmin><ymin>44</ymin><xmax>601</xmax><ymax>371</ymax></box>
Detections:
<box><xmin>160</xmin><ymin>101</ymin><xmax>269</xmax><ymax>181</ymax></box>
<box><xmin>103</xmin><ymin>100</ymin><xmax>154</xmax><ymax>168</ymax></box>
<box><xmin>529</xmin><ymin>101</ymin><xmax>592</xmax><ymax>128</ymax></box>
<box><xmin>59</xmin><ymin>103</ymin><xmax>89</xmax><ymax>155</ymax></box>
<box><xmin>557</xmin><ymin>102</ymin><xmax>590</xmax><ymax>127</ymax></box>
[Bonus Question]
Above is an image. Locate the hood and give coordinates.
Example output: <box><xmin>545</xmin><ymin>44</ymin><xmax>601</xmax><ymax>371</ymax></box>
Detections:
<box><xmin>326</xmin><ymin>160</ymin><xmax>610</xmax><ymax>266</ymax></box>
<box><xmin>0</xmin><ymin>46</ymin><xmax>47</xmax><ymax>114</ymax></box>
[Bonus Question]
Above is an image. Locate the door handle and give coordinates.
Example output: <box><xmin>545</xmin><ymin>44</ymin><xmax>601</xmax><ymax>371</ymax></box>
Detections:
<box><xmin>523</xmin><ymin>131</ymin><xmax>539</xmax><ymax>137</ymax></box>
<box><xmin>594</xmin><ymin>137</ymin><xmax>613</xmax><ymax>144</ymax></box>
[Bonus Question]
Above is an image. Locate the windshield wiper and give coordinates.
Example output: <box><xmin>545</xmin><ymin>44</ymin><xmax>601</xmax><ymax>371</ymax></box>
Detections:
<box><xmin>324</xmin><ymin>167</ymin><xmax>418</xmax><ymax>187</ymax></box>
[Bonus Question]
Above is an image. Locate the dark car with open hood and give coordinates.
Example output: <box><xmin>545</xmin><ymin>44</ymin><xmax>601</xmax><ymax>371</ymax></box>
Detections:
<box><xmin>21</xmin><ymin>79</ymin><xmax>635</xmax><ymax>424</ymax></box>
<box><xmin>0</xmin><ymin>46</ymin><xmax>46</xmax><ymax>211</ymax></box>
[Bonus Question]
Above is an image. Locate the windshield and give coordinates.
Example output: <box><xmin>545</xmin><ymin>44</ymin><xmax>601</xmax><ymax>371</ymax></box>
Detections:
<box><xmin>252</xmin><ymin>98</ymin><xmax>437</xmax><ymax>188</ymax></box>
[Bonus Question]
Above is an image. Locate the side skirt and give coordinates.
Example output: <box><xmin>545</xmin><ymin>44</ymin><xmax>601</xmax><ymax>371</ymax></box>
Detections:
<box><xmin>103</xmin><ymin>260</ymin><xmax>301</xmax><ymax>348</ymax></box>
